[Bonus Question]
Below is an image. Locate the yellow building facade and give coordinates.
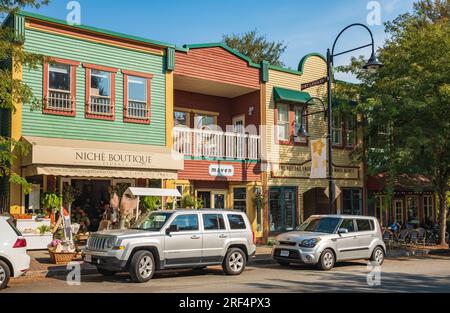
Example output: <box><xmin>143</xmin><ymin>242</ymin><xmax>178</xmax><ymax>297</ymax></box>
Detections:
<box><xmin>261</xmin><ymin>54</ymin><xmax>365</xmax><ymax>239</ymax></box>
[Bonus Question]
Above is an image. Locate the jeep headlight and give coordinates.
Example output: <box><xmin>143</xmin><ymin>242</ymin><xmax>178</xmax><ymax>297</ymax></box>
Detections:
<box><xmin>299</xmin><ymin>238</ymin><xmax>320</xmax><ymax>248</ymax></box>
<box><xmin>105</xmin><ymin>237</ymin><xmax>117</xmax><ymax>249</ymax></box>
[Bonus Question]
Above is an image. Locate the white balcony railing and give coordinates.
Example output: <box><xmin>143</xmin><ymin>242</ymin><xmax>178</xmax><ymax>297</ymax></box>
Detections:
<box><xmin>126</xmin><ymin>100</ymin><xmax>149</xmax><ymax>119</ymax></box>
<box><xmin>46</xmin><ymin>90</ymin><xmax>73</xmax><ymax>111</ymax></box>
<box><xmin>173</xmin><ymin>127</ymin><xmax>260</xmax><ymax>160</ymax></box>
<box><xmin>88</xmin><ymin>96</ymin><xmax>113</xmax><ymax>116</ymax></box>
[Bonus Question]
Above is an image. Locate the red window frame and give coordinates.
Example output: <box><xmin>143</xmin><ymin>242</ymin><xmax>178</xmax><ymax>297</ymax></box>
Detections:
<box><xmin>122</xmin><ymin>69</ymin><xmax>153</xmax><ymax>124</ymax></box>
<box><xmin>42</xmin><ymin>57</ymin><xmax>80</xmax><ymax>117</ymax></box>
<box><xmin>274</xmin><ymin>102</ymin><xmax>309</xmax><ymax>146</ymax></box>
<box><xmin>83</xmin><ymin>63</ymin><xmax>118</xmax><ymax>121</ymax></box>
<box><xmin>333</xmin><ymin>115</ymin><xmax>357</xmax><ymax>149</ymax></box>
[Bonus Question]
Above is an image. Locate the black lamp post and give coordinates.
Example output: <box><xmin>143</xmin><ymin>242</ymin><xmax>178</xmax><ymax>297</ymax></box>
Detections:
<box><xmin>300</xmin><ymin>23</ymin><xmax>382</xmax><ymax>214</ymax></box>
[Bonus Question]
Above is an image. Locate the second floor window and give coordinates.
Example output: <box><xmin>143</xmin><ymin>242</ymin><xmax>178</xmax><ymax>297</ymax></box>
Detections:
<box><xmin>84</xmin><ymin>63</ymin><xmax>117</xmax><ymax>121</ymax></box>
<box><xmin>174</xmin><ymin>111</ymin><xmax>189</xmax><ymax>127</ymax></box>
<box><xmin>294</xmin><ymin>106</ymin><xmax>307</xmax><ymax>144</ymax></box>
<box><xmin>277</xmin><ymin>103</ymin><xmax>290</xmax><ymax>142</ymax></box>
<box><xmin>43</xmin><ymin>58</ymin><xmax>79</xmax><ymax>116</ymax></box>
<box><xmin>332</xmin><ymin>115</ymin><xmax>343</xmax><ymax>146</ymax></box>
<box><xmin>346</xmin><ymin>117</ymin><xmax>356</xmax><ymax>147</ymax></box>
<box><xmin>123</xmin><ymin>70</ymin><xmax>153</xmax><ymax>124</ymax></box>
<box><xmin>90</xmin><ymin>70</ymin><xmax>112</xmax><ymax>115</ymax></box>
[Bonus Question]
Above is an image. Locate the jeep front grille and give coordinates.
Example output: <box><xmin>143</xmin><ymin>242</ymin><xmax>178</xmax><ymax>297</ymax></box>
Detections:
<box><xmin>87</xmin><ymin>236</ymin><xmax>110</xmax><ymax>251</ymax></box>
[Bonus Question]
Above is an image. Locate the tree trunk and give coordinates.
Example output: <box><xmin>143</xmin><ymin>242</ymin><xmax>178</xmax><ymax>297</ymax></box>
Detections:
<box><xmin>438</xmin><ymin>191</ymin><xmax>448</xmax><ymax>246</ymax></box>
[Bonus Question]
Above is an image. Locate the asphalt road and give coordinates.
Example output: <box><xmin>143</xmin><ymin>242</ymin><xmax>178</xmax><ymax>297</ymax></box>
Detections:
<box><xmin>4</xmin><ymin>255</ymin><xmax>450</xmax><ymax>293</ymax></box>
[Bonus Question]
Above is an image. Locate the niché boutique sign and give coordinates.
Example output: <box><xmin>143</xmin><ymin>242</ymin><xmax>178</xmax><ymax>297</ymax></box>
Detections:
<box><xmin>75</xmin><ymin>151</ymin><xmax>153</xmax><ymax>168</ymax></box>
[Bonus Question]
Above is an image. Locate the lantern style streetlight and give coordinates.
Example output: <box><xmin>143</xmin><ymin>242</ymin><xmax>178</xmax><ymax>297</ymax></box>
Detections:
<box><xmin>300</xmin><ymin>23</ymin><xmax>383</xmax><ymax>214</ymax></box>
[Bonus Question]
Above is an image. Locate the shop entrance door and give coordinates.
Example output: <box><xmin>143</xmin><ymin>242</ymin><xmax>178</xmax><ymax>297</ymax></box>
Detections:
<box><xmin>72</xmin><ymin>179</ymin><xmax>111</xmax><ymax>231</ymax></box>
<box><xmin>212</xmin><ymin>191</ymin><xmax>227</xmax><ymax>209</ymax></box>
<box><xmin>269</xmin><ymin>187</ymin><xmax>297</xmax><ymax>233</ymax></box>
<box><xmin>197</xmin><ymin>191</ymin><xmax>227</xmax><ymax>209</ymax></box>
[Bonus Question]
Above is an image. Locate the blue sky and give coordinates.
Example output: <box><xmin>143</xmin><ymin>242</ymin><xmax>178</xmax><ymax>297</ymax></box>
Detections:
<box><xmin>24</xmin><ymin>0</ymin><xmax>416</xmax><ymax>80</ymax></box>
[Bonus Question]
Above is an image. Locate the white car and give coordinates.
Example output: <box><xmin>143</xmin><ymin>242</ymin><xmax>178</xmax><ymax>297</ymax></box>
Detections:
<box><xmin>0</xmin><ymin>215</ymin><xmax>31</xmax><ymax>289</ymax></box>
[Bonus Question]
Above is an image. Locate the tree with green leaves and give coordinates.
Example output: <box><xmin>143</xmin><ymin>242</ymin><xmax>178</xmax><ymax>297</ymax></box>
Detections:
<box><xmin>1</xmin><ymin>1</ymin><xmax>48</xmax><ymax>198</ymax></box>
<box><xmin>336</xmin><ymin>0</ymin><xmax>450</xmax><ymax>245</ymax></box>
<box><xmin>223</xmin><ymin>29</ymin><xmax>287</xmax><ymax>67</ymax></box>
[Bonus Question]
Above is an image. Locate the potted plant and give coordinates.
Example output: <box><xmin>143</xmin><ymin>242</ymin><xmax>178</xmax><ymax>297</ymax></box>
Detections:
<box><xmin>141</xmin><ymin>196</ymin><xmax>161</xmax><ymax>213</ymax></box>
<box><xmin>37</xmin><ymin>225</ymin><xmax>52</xmax><ymax>236</ymax></box>
<box><xmin>181</xmin><ymin>195</ymin><xmax>196</xmax><ymax>209</ymax></box>
<box><xmin>62</xmin><ymin>185</ymin><xmax>80</xmax><ymax>213</ymax></box>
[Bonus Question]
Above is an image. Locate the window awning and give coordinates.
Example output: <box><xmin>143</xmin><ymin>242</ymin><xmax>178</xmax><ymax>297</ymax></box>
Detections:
<box><xmin>124</xmin><ymin>187</ymin><xmax>182</xmax><ymax>198</ymax></box>
<box><xmin>273</xmin><ymin>87</ymin><xmax>311</xmax><ymax>104</ymax></box>
<box><xmin>21</xmin><ymin>136</ymin><xmax>184</xmax><ymax>179</ymax></box>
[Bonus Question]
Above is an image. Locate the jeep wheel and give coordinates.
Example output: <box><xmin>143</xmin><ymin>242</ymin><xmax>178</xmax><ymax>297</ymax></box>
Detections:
<box><xmin>317</xmin><ymin>249</ymin><xmax>335</xmax><ymax>271</ymax></box>
<box><xmin>97</xmin><ymin>267</ymin><xmax>117</xmax><ymax>276</ymax></box>
<box><xmin>222</xmin><ymin>248</ymin><xmax>246</xmax><ymax>276</ymax></box>
<box><xmin>129</xmin><ymin>251</ymin><xmax>155</xmax><ymax>283</ymax></box>
<box><xmin>0</xmin><ymin>260</ymin><xmax>11</xmax><ymax>290</ymax></box>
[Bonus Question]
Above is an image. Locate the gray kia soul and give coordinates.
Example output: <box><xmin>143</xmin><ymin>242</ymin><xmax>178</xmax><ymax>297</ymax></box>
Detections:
<box><xmin>272</xmin><ymin>215</ymin><xmax>386</xmax><ymax>271</ymax></box>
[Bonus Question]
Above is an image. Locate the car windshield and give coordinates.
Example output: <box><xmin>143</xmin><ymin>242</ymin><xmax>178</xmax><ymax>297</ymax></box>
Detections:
<box><xmin>296</xmin><ymin>217</ymin><xmax>341</xmax><ymax>234</ymax></box>
<box><xmin>131</xmin><ymin>212</ymin><xmax>173</xmax><ymax>231</ymax></box>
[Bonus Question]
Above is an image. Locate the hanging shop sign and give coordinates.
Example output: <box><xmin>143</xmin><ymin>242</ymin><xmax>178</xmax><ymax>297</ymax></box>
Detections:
<box><xmin>271</xmin><ymin>162</ymin><xmax>359</xmax><ymax>180</ymax></box>
<box><xmin>209</xmin><ymin>164</ymin><xmax>235</xmax><ymax>177</ymax></box>
<box><xmin>310</xmin><ymin>138</ymin><xmax>327</xmax><ymax>179</ymax></box>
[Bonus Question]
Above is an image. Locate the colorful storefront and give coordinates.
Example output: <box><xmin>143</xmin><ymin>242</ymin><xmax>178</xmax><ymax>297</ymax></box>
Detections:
<box><xmin>261</xmin><ymin>54</ymin><xmax>366</xmax><ymax>239</ymax></box>
<box><xmin>1</xmin><ymin>12</ymin><xmax>183</xmax><ymax>222</ymax></box>
<box><xmin>0</xmin><ymin>12</ymin><xmax>372</xmax><ymax>243</ymax></box>
<box><xmin>368</xmin><ymin>173</ymin><xmax>437</xmax><ymax>227</ymax></box>
<box><xmin>168</xmin><ymin>43</ymin><xmax>265</xmax><ymax>238</ymax></box>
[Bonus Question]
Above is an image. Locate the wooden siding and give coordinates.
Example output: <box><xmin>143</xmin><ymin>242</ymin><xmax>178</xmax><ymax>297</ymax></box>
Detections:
<box><xmin>175</xmin><ymin>47</ymin><xmax>260</xmax><ymax>89</ymax></box>
<box><xmin>265</xmin><ymin>55</ymin><xmax>364</xmax><ymax>208</ymax></box>
<box><xmin>21</xmin><ymin>28</ymin><xmax>167</xmax><ymax>146</ymax></box>
<box><xmin>178</xmin><ymin>160</ymin><xmax>262</xmax><ymax>182</ymax></box>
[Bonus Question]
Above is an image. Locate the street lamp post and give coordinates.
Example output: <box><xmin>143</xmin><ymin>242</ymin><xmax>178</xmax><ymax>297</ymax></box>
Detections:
<box><xmin>300</xmin><ymin>23</ymin><xmax>382</xmax><ymax>214</ymax></box>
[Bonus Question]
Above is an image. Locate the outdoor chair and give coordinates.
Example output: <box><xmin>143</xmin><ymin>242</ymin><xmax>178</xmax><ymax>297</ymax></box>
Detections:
<box><xmin>416</xmin><ymin>228</ymin><xmax>427</xmax><ymax>247</ymax></box>
<box><xmin>396</xmin><ymin>229</ymin><xmax>410</xmax><ymax>249</ymax></box>
<box><xmin>408</xmin><ymin>230</ymin><xmax>419</xmax><ymax>250</ymax></box>
<box><xmin>383</xmin><ymin>230</ymin><xmax>394</xmax><ymax>251</ymax></box>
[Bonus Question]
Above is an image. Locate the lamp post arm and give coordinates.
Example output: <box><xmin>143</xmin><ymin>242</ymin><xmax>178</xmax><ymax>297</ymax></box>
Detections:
<box><xmin>331</xmin><ymin>23</ymin><xmax>375</xmax><ymax>64</ymax></box>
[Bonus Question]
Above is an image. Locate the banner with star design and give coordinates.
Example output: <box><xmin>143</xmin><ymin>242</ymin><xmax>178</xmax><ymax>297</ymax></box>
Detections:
<box><xmin>310</xmin><ymin>138</ymin><xmax>327</xmax><ymax>179</ymax></box>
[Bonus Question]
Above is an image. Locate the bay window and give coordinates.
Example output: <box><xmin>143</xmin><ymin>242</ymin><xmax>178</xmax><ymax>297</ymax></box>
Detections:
<box><xmin>84</xmin><ymin>63</ymin><xmax>117</xmax><ymax>121</ymax></box>
<box><xmin>43</xmin><ymin>58</ymin><xmax>79</xmax><ymax>116</ymax></box>
<box><xmin>123</xmin><ymin>70</ymin><xmax>153</xmax><ymax>124</ymax></box>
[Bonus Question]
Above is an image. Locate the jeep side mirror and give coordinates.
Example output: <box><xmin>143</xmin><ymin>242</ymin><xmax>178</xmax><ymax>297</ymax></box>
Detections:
<box><xmin>338</xmin><ymin>228</ymin><xmax>349</xmax><ymax>235</ymax></box>
<box><xmin>166</xmin><ymin>224</ymin><xmax>179</xmax><ymax>235</ymax></box>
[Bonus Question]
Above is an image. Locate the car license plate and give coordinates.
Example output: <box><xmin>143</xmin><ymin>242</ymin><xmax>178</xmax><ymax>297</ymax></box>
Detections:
<box><xmin>84</xmin><ymin>255</ymin><xmax>92</xmax><ymax>263</ymax></box>
<box><xmin>280</xmin><ymin>250</ymin><xmax>290</xmax><ymax>257</ymax></box>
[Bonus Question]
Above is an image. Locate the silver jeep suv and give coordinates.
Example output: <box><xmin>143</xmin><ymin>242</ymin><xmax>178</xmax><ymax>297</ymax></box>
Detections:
<box><xmin>83</xmin><ymin>210</ymin><xmax>256</xmax><ymax>282</ymax></box>
<box><xmin>273</xmin><ymin>215</ymin><xmax>386</xmax><ymax>271</ymax></box>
